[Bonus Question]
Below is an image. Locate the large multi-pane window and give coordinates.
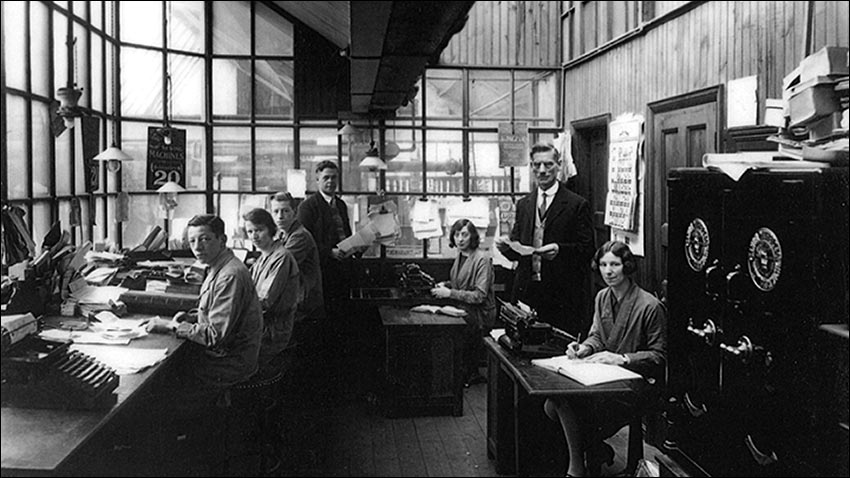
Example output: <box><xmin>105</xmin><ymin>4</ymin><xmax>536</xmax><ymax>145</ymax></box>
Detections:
<box><xmin>2</xmin><ymin>1</ymin><xmax>117</xmax><ymax>254</ymax></box>
<box><xmin>3</xmin><ymin>1</ymin><xmax>560</xmax><ymax>263</ymax></box>
<box><xmin>382</xmin><ymin>67</ymin><xmax>559</xmax><ymax>259</ymax></box>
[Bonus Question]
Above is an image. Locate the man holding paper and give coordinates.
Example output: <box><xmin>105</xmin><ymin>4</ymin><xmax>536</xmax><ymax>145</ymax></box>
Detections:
<box><xmin>543</xmin><ymin>241</ymin><xmax>666</xmax><ymax>477</ymax></box>
<box><xmin>496</xmin><ymin>142</ymin><xmax>594</xmax><ymax>336</ymax></box>
<box><xmin>297</xmin><ymin>160</ymin><xmax>361</xmax><ymax>319</ymax></box>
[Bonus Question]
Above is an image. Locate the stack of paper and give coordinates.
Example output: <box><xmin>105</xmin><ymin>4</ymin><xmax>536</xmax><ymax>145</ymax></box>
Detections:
<box><xmin>410</xmin><ymin>199</ymin><xmax>443</xmax><ymax>239</ymax></box>
<box><xmin>338</xmin><ymin>210</ymin><xmax>401</xmax><ymax>254</ymax></box>
<box><xmin>410</xmin><ymin>304</ymin><xmax>468</xmax><ymax>317</ymax></box>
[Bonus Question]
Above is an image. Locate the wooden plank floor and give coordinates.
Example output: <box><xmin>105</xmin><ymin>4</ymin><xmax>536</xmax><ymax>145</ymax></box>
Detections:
<box><xmin>274</xmin><ymin>367</ymin><xmax>666</xmax><ymax>477</ymax></box>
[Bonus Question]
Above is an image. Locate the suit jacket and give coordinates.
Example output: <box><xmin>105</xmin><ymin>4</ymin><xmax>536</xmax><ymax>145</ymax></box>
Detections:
<box><xmin>281</xmin><ymin>220</ymin><xmax>324</xmax><ymax>320</ymax></box>
<box><xmin>297</xmin><ymin>192</ymin><xmax>353</xmax><ymax>266</ymax></box>
<box><xmin>503</xmin><ymin>182</ymin><xmax>594</xmax><ymax>321</ymax></box>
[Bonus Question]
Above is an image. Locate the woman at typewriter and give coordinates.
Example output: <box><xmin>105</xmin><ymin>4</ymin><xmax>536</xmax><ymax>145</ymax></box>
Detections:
<box><xmin>431</xmin><ymin>218</ymin><xmax>496</xmax><ymax>387</ymax></box>
<box><xmin>243</xmin><ymin>208</ymin><xmax>303</xmax><ymax>371</ymax></box>
<box><xmin>543</xmin><ymin>240</ymin><xmax>666</xmax><ymax>476</ymax></box>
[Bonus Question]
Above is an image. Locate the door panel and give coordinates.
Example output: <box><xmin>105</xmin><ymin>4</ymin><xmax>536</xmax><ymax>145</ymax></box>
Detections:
<box><xmin>650</xmin><ymin>100</ymin><xmax>717</xmax><ymax>296</ymax></box>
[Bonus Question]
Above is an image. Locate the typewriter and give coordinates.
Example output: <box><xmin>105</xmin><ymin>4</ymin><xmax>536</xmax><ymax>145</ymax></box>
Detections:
<box><xmin>497</xmin><ymin>299</ymin><xmax>574</xmax><ymax>357</ymax></box>
<box><xmin>350</xmin><ymin>263</ymin><xmax>437</xmax><ymax>301</ymax></box>
<box><xmin>1</xmin><ymin>313</ymin><xmax>120</xmax><ymax>410</ymax></box>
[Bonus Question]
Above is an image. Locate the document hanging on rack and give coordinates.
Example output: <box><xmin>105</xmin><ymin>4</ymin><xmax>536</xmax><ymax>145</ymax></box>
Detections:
<box><xmin>531</xmin><ymin>355</ymin><xmax>642</xmax><ymax>386</ymax></box>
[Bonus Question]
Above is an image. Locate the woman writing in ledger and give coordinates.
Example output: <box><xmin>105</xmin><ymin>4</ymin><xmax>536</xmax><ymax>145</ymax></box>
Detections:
<box><xmin>431</xmin><ymin>219</ymin><xmax>496</xmax><ymax>386</ymax></box>
<box><xmin>243</xmin><ymin>208</ymin><xmax>303</xmax><ymax>370</ymax></box>
<box><xmin>544</xmin><ymin>240</ymin><xmax>666</xmax><ymax>476</ymax></box>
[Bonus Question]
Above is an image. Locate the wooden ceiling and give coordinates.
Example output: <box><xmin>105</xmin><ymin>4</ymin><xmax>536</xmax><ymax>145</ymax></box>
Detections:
<box><xmin>273</xmin><ymin>1</ymin><xmax>474</xmax><ymax>116</ymax></box>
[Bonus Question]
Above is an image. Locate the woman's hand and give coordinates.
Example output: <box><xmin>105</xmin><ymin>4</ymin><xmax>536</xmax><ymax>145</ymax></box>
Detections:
<box><xmin>584</xmin><ymin>350</ymin><xmax>628</xmax><ymax>366</ymax></box>
<box><xmin>565</xmin><ymin>341</ymin><xmax>591</xmax><ymax>359</ymax></box>
<box><xmin>431</xmin><ymin>286</ymin><xmax>452</xmax><ymax>299</ymax></box>
<box><xmin>145</xmin><ymin>317</ymin><xmax>177</xmax><ymax>334</ymax></box>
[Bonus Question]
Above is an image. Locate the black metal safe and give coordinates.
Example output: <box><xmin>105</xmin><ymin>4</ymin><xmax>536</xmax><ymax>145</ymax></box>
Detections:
<box><xmin>665</xmin><ymin>166</ymin><xmax>849</xmax><ymax>477</ymax></box>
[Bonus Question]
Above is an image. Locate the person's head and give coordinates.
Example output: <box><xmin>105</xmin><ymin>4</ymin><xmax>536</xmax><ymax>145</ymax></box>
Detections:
<box><xmin>448</xmin><ymin>219</ymin><xmax>480</xmax><ymax>252</ymax></box>
<box><xmin>315</xmin><ymin>160</ymin><xmax>340</xmax><ymax>196</ymax></box>
<box><xmin>186</xmin><ymin>214</ymin><xmax>227</xmax><ymax>265</ymax></box>
<box><xmin>591</xmin><ymin>240</ymin><xmax>637</xmax><ymax>288</ymax></box>
<box><xmin>529</xmin><ymin>142</ymin><xmax>562</xmax><ymax>191</ymax></box>
<box><xmin>269</xmin><ymin>192</ymin><xmax>299</xmax><ymax>232</ymax></box>
<box><xmin>243</xmin><ymin>208</ymin><xmax>277</xmax><ymax>251</ymax></box>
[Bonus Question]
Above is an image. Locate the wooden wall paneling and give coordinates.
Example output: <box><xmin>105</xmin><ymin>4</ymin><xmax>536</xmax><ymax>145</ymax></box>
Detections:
<box><xmin>508</xmin><ymin>1</ymin><xmax>517</xmax><ymax>66</ymax></box>
<box><xmin>499</xmin><ymin>1</ymin><xmax>508</xmax><ymax>66</ymax></box>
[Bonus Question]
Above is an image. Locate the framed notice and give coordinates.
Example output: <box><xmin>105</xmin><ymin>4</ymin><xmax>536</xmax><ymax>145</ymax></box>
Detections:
<box><xmin>498</xmin><ymin>122</ymin><xmax>529</xmax><ymax>167</ymax></box>
<box><xmin>146</xmin><ymin>126</ymin><xmax>186</xmax><ymax>190</ymax></box>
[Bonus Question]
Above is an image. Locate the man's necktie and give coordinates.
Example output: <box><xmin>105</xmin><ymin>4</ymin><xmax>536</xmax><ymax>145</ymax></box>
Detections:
<box><xmin>538</xmin><ymin>192</ymin><xmax>548</xmax><ymax>221</ymax></box>
<box><xmin>330</xmin><ymin>199</ymin><xmax>347</xmax><ymax>242</ymax></box>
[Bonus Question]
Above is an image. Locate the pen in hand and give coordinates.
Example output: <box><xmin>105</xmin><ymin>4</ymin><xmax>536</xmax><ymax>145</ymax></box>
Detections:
<box><xmin>566</xmin><ymin>333</ymin><xmax>582</xmax><ymax>359</ymax></box>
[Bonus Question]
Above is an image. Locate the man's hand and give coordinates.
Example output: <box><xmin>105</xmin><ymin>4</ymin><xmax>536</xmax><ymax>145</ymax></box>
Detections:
<box><xmin>330</xmin><ymin>247</ymin><xmax>347</xmax><ymax>260</ymax></box>
<box><xmin>495</xmin><ymin>235</ymin><xmax>511</xmax><ymax>254</ymax></box>
<box><xmin>145</xmin><ymin>317</ymin><xmax>177</xmax><ymax>334</ymax></box>
<box><xmin>584</xmin><ymin>351</ymin><xmax>628</xmax><ymax>366</ymax></box>
<box><xmin>431</xmin><ymin>286</ymin><xmax>452</xmax><ymax>299</ymax></box>
<box><xmin>534</xmin><ymin>243</ymin><xmax>559</xmax><ymax>260</ymax></box>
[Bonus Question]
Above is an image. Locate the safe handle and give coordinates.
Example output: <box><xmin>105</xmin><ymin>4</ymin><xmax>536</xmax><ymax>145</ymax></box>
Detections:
<box><xmin>686</xmin><ymin>318</ymin><xmax>717</xmax><ymax>346</ymax></box>
<box><xmin>719</xmin><ymin>335</ymin><xmax>753</xmax><ymax>361</ymax></box>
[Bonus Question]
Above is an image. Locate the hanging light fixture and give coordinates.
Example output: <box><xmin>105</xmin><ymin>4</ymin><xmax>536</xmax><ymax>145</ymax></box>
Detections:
<box><xmin>359</xmin><ymin>141</ymin><xmax>387</xmax><ymax>170</ymax></box>
<box><xmin>157</xmin><ymin>181</ymin><xmax>186</xmax><ymax>250</ymax></box>
<box><xmin>93</xmin><ymin>144</ymin><xmax>133</xmax><ymax>172</ymax></box>
<box><xmin>337</xmin><ymin>121</ymin><xmax>360</xmax><ymax>136</ymax></box>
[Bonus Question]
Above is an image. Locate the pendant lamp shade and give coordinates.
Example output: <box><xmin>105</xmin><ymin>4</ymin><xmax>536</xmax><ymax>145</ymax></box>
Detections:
<box><xmin>359</xmin><ymin>144</ymin><xmax>387</xmax><ymax>170</ymax></box>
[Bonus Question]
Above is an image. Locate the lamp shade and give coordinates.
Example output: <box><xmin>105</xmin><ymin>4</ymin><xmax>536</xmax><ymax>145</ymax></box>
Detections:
<box><xmin>156</xmin><ymin>181</ymin><xmax>185</xmax><ymax>194</ymax></box>
<box><xmin>337</xmin><ymin>121</ymin><xmax>360</xmax><ymax>136</ymax></box>
<box><xmin>359</xmin><ymin>147</ymin><xmax>387</xmax><ymax>170</ymax></box>
<box><xmin>93</xmin><ymin>144</ymin><xmax>133</xmax><ymax>162</ymax></box>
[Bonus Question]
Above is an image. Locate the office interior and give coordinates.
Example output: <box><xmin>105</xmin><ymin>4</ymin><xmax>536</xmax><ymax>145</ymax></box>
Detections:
<box><xmin>1</xmin><ymin>1</ymin><xmax>848</xmax><ymax>477</ymax></box>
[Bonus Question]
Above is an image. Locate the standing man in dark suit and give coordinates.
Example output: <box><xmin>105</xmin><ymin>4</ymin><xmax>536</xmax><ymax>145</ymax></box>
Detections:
<box><xmin>296</xmin><ymin>160</ymin><xmax>354</xmax><ymax>320</ymax></box>
<box><xmin>496</xmin><ymin>142</ymin><xmax>594</xmax><ymax>336</ymax></box>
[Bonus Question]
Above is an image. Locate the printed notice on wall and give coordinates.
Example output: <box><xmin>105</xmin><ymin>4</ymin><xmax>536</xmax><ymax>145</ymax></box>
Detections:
<box><xmin>498</xmin><ymin>122</ymin><xmax>529</xmax><ymax>167</ymax></box>
<box><xmin>604</xmin><ymin>115</ymin><xmax>642</xmax><ymax>231</ymax></box>
<box><xmin>146</xmin><ymin>126</ymin><xmax>186</xmax><ymax>190</ymax></box>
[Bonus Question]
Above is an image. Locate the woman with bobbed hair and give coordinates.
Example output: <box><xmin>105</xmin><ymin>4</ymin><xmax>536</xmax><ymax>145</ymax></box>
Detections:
<box><xmin>543</xmin><ymin>240</ymin><xmax>666</xmax><ymax>476</ymax></box>
<box><xmin>431</xmin><ymin>218</ymin><xmax>496</xmax><ymax>386</ymax></box>
<box><xmin>243</xmin><ymin>208</ymin><xmax>303</xmax><ymax>370</ymax></box>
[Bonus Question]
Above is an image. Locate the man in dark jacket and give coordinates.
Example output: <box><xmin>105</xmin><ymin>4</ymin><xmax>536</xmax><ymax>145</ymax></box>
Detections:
<box><xmin>496</xmin><ymin>142</ymin><xmax>594</xmax><ymax>336</ymax></box>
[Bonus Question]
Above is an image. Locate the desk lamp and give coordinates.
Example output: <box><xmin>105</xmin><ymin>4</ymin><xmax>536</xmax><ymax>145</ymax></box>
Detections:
<box><xmin>157</xmin><ymin>181</ymin><xmax>185</xmax><ymax>249</ymax></box>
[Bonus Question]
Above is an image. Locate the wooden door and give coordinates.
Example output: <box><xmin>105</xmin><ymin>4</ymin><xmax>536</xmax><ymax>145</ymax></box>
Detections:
<box><xmin>647</xmin><ymin>88</ymin><xmax>720</xmax><ymax>298</ymax></box>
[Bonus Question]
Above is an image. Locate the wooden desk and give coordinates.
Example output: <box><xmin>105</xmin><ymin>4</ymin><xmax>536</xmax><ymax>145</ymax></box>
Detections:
<box><xmin>484</xmin><ymin>336</ymin><xmax>645</xmax><ymax>476</ymax></box>
<box><xmin>1</xmin><ymin>317</ymin><xmax>186</xmax><ymax>476</ymax></box>
<box><xmin>379</xmin><ymin>306</ymin><xmax>466</xmax><ymax>417</ymax></box>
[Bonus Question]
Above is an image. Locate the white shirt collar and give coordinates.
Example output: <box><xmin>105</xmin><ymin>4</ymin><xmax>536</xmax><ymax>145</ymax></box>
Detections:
<box><xmin>319</xmin><ymin>190</ymin><xmax>335</xmax><ymax>205</ymax></box>
<box><xmin>538</xmin><ymin>182</ymin><xmax>559</xmax><ymax>202</ymax></box>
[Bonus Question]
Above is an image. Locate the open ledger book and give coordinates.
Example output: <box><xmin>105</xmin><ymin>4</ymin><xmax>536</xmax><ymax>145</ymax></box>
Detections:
<box><xmin>410</xmin><ymin>304</ymin><xmax>468</xmax><ymax>318</ymax></box>
<box><xmin>531</xmin><ymin>355</ymin><xmax>642</xmax><ymax>386</ymax></box>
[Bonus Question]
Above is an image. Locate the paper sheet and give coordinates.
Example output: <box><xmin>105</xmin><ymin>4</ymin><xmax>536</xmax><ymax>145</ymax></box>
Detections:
<box><xmin>70</xmin><ymin>344</ymin><xmax>168</xmax><ymax>375</ymax></box>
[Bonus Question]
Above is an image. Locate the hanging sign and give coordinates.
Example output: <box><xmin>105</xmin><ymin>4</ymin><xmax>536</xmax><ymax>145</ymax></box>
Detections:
<box><xmin>498</xmin><ymin>122</ymin><xmax>529</xmax><ymax>167</ymax></box>
<box><xmin>146</xmin><ymin>126</ymin><xmax>186</xmax><ymax>190</ymax></box>
<box><xmin>604</xmin><ymin>116</ymin><xmax>642</xmax><ymax>231</ymax></box>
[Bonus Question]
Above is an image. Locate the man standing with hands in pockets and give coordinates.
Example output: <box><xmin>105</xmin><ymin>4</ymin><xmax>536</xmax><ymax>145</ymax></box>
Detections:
<box><xmin>496</xmin><ymin>142</ymin><xmax>594</xmax><ymax>337</ymax></box>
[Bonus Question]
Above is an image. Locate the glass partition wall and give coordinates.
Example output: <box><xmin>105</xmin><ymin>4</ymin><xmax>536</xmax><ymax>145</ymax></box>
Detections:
<box><xmin>2</xmin><ymin>1</ymin><xmax>559</xmax><ymax>262</ymax></box>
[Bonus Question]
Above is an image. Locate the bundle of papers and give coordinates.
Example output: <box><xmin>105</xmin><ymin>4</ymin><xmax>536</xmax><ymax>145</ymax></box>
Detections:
<box><xmin>410</xmin><ymin>199</ymin><xmax>443</xmax><ymax>240</ymax></box>
<box><xmin>444</xmin><ymin>196</ymin><xmax>490</xmax><ymax>229</ymax></box>
<box><xmin>338</xmin><ymin>210</ymin><xmax>401</xmax><ymax>254</ymax></box>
